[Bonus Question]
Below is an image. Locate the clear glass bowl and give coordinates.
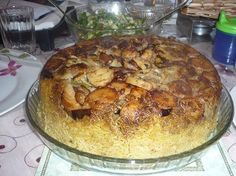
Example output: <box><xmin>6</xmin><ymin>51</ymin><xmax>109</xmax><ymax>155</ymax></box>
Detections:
<box><xmin>65</xmin><ymin>2</ymin><xmax>162</xmax><ymax>42</ymax></box>
<box><xmin>126</xmin><ymin>0</ymin><xmax>174</xmax><ymax>21</ymax></box>
<box><xmin>26</xmin><ymin>80</ymin><xmax>233</xmax><ymax>174</ymax></box>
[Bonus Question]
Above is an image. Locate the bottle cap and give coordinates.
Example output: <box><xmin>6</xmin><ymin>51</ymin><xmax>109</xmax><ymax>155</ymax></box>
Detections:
<box><xmin>216</xmin><ymin>11</ymin><xmax>236</xmax><ymax>34</ymax></box>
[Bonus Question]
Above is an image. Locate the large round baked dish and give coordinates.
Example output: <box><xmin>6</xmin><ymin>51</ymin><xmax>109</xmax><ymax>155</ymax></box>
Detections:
<box><xmin>26</xmin><ymin>35</ymin><xmax>233</xmax><ymax>174</ymax></box>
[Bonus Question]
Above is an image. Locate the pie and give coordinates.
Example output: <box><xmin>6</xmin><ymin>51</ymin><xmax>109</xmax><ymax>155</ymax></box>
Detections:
<box><xmin>38</xmin><ymin>35</ymin><xmax>222</xmax><ymax>158</ymax></box>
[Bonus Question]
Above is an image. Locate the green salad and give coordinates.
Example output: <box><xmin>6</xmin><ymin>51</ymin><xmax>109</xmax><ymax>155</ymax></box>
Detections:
<box><xmin>75</xmin><ymin>10</ymin><xmax>146</xmax><ymax>40</ymax></box>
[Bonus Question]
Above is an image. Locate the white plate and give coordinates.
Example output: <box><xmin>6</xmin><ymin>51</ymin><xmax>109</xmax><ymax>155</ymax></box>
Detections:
<box><xmin>230</xmin><ymin>86</ymin><xmax>236</xmax><ymax>126</ymax></box>
<box><xmin>0</xmin><ymin>49</ymin><xmax>42</xmax><ymax>116</ymax></box>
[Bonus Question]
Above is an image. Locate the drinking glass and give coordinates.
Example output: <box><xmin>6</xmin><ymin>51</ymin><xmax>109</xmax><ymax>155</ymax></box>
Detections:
<box><xmin>0</xmin><ymin>6</ymin><xmax>36</xmax><ymax>54</ymax></box>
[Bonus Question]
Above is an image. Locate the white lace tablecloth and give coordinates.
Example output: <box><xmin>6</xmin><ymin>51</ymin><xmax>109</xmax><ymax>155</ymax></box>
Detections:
<box><xmin>1</xmin><ymin>34</ymin><xmax>236</xmax><ymax>176</ymax></box>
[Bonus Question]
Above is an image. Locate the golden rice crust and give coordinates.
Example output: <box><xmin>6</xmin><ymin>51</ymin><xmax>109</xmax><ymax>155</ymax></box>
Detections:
<box><xmin>39</xmin><ymin>35</ymin><xmax>221</xmax><ymax>158</ymax></box>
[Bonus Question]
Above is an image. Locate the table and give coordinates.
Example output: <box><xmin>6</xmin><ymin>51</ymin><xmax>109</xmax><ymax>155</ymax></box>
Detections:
<box><xmin>1</xmin><ymin>26</ymin><xmax>236</xmax><ymax>176</ymax></box>
<box><xmin>0</xmin><ymin>35</ymin><xmax>74</xmax><ymax>176</ymax></box>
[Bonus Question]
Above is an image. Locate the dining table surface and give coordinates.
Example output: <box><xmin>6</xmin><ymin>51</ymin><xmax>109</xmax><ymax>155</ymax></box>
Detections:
<box><xmin>0</xmin><ymin>3</ymin><xmax>236</xmax><ymax>175</ymax></box>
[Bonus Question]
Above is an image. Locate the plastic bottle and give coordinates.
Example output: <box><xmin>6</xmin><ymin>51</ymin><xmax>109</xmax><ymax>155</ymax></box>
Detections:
<box><xmin>212</xmin><ymin>11</ymin><xmax>236</xmax><ymax>66</ymax></box>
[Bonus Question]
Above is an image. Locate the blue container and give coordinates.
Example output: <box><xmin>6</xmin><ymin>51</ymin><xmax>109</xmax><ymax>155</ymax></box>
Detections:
<box><xmin>212</xmin><ymin>11</ymin><xmax>236</xmax><ymax>65</ymax></box>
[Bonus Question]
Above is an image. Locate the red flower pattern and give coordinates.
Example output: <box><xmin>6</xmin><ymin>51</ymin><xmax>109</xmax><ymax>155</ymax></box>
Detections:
<box><xmin>0</xmin><ymin>60</ymin><xmax>22</xmax><ymax>76</ymax></box>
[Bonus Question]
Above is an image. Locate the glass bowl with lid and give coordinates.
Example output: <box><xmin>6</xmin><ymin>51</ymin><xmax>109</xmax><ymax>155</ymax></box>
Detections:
<box><xmin>64</xmin><ymin>1</ymin><xmax>164</xmax><ymax>42</ymax></box>
<box><xmin>26</xmin><ymin>80</ymin><xmax>233</xmax><ymax>174</ymax></box>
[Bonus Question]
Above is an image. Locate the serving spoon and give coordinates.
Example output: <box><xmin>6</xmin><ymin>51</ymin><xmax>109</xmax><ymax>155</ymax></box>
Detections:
<box><xmin>47</xmin><ymin>0</ymin><xmax>74</xmax><ymax>23</ymax></box>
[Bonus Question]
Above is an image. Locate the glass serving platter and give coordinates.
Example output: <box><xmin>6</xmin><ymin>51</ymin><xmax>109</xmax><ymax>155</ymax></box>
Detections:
<box><xmin>26</xmin><ymin>80</ymin><xmax>233</xmax><ymax>174</ymax></box>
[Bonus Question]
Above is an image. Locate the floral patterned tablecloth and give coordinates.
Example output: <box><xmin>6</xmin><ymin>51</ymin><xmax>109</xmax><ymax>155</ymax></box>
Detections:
<box><xmin>0</xmin><ymin>34</ymin><xmax>236</xmax><ymax>176</ymax></box>
<box><xmin>0</xmin><ymin>106</ymin><xmax>43</xmax><ymax>176</ymax></box>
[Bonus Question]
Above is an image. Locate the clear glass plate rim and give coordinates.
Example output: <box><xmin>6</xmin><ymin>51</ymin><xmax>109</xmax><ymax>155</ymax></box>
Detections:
<box><xmin>25</xmin><ymin>80</ymin><xmax>234</xmax><ymax>164</ymax></box>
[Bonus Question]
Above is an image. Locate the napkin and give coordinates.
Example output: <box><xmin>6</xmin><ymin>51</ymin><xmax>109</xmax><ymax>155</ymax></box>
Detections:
<box><xmin>34</xmin><ymin>1</ymin><xmax>67</xmax><ymax>31</ymax></box>
<box><xmin>0</xmin><ymin>0</ymin><xmax>60</xmax><ymax>30</ymax></box>
<box><xmin>0</xmin><ymin>0</ymin><xmax>86</xmax><ymax>31</ymax></box>
<box><xmin>35</xmin><ymin>0</ymin><xmax>89</xmax><ymax>30</ymax></box>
